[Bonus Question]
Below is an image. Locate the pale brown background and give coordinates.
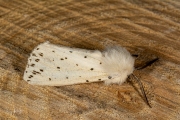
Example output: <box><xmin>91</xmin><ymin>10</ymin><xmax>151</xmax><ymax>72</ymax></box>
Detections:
<box><xmin>0</xmin><ymin>0</ymin><xmax>180</xmax><ymax>120</ymax></box>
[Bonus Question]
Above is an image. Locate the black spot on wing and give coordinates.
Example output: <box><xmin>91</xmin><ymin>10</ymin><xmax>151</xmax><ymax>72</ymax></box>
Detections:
<box><xmin>31</xmin><ymin>64</ymin><xmax>35</xmax><ymax>67</ymax></box>
<box><xmin>37</xmin><ymin>48</ymin><xmax>39</xmax><ymax>50</ymax></box>
<box><xmin>32</xmin><ymin>70</ymin><xmax>41</xmax><ymax>74</ymax></box>
<box><xmin>40</xmin><ymin>69</ymin><xmax>43</xmax><ymax>72</ymax></box>
<box><xmin>84</xmin><ymin>56</ymin><xmax>87</xmax><ymax>58</ymax></box>
<box><xmin>69</xmin><ymin>51</ymin><xmax>73</xmax><ymax>53</ymax></box>
<box><xmin>32</xmin><ymin>71</ymin><xmax>36</xmax><ymax>74</ymax></box>
<box><xmin>28</xmin><ymin>75</ymin><xmax>33</xmax><ymax>78</ymax></box>
<box><xmin>39</xmin><ymin>53</ymin><xmax>43</xmax><ymax>56</ymax></box>
<box><xmin>108</xmin><ymin>76</ymin><xmax>112</xmax><ymax>79</ymax></box>
<box><xmin>49</xmin><ymin>78</ymin><xmax>51</xmax><ymax>81</ymax></box>
<box><xmin>61</xmin><ymin>58</ymin><xmax>64</xmax><ymax>60</ymax></box>
<box><xmin>37</xmin><ymin>71</ymin><xmax>41</xmax><ymax>74</ymax></box>
<box><xmin>86</xmin><ymin>80</ymin><xmax>89</xmax><ymax>82</ymax></box>
<box><xmin>35</xmin><ymin>59</ymin><xmax>40</xmax><ymax>62</ymax></box>
<box><xmin>90</xmin><ymin>68</ymin><xmax>94</xmax><ymax>71</ymax></box>
<box><xmin>57</xmin><ymin>67</ymin><xmax>60</xmax><ymax>69</ymax></box>
<box><xmin>98</xmin><ymin>79</ymin><xmax>101</xmax><ymax>81</ymax></box>
<box><xmin>65</xmin><ymin>57</ymin><xmax>67</xmax><ymax>59</ymax></box>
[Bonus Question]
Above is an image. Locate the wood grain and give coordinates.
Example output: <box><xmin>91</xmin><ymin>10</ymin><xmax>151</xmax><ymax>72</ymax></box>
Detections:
<box><xmin>0</xmin><ymin>0</ymin><xmax>180</xmax><ymax>119</ymax></box>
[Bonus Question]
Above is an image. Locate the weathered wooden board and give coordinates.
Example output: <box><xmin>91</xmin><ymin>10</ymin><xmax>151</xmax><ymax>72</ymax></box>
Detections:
<box><xmin>0</xmin><ymin>0</ymin><xmax>180</xmax><ymax>119</ymax></box>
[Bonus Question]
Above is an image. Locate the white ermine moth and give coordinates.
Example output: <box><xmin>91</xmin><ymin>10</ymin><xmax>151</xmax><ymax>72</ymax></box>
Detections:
<box><xmin>23</xmin><ymin>41</ymin><xmax>151</xmax><ymax>107</ymax></box>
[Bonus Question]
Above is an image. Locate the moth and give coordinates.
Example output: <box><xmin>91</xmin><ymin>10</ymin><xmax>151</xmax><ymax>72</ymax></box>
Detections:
<box><xmin>24</xmin><ymin>41</ymin><xmax>154</xmax><ymax>107</ymax></box>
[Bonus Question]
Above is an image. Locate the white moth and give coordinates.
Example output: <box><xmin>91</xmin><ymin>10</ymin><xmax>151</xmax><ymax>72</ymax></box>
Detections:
<box><xmin>23</xmin><ymin>41</ymin><xmax>151</xmax><ymax>107</ymax></box>
<box><xmin>23</xmin><ymin>41</ymin><xmax>134</xmax><ymax>86</ymax></box>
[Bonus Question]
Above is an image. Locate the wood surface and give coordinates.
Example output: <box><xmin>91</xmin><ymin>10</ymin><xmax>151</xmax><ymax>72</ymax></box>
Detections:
<box><xmin>0</xmin><ymin>0</ymin><xmax>180</xmax><ymax>119</ymax></box>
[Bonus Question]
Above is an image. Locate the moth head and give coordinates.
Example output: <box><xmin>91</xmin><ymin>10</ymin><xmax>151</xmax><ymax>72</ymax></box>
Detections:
<box><xmin>103</xmin><ymin>46</ymin><xmax>135</xmax><ymax>84</ymax></box>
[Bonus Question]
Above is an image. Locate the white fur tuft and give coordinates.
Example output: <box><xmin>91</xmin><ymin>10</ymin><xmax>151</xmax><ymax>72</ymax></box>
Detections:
<box><xmin>102</xmin><ymin>46</ymin><xmax>135</xmax><ymax>85</ymax></box>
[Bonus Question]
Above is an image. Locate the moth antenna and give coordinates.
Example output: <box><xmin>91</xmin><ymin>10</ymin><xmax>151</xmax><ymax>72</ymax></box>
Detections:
<box><xmin>132</xmin><ymin>74</ymin><xmax>152</xmax><ymax>108</ymax></box>
<box><xmin>135</xmin><ymin>57</ymin><xmax>159</xmax><ymax>70</ymax></box>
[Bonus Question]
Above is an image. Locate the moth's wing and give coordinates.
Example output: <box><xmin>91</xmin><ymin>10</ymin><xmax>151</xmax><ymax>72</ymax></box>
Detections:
<box><xmin>23</xmin><ymin>42</ymin><xmax>110</xmax><ymax>86</ymax></box>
